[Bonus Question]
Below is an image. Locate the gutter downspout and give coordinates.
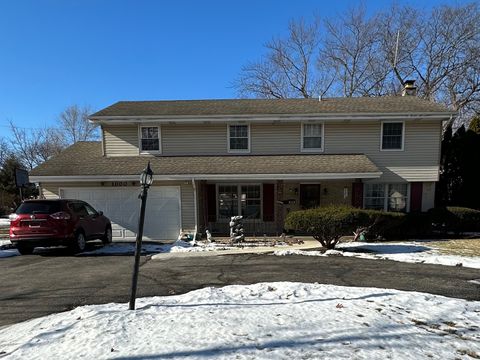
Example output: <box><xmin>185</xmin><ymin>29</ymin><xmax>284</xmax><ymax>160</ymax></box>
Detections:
<box><xmin>192</xmin><ymin>178</ymin><xmax>198</xmax><ymax>243</ymax></box>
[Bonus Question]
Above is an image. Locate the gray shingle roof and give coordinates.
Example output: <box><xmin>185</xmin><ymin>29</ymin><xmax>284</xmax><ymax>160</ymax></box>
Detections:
<box><xmin>30</xmin><ymin>142</ymin><xmax>380</xmax><ymax>177</ymax></box>
<box><xmin>90</xmin><ymin>97</ymin><xmax>452</xmax><ymax>118</ymax></box>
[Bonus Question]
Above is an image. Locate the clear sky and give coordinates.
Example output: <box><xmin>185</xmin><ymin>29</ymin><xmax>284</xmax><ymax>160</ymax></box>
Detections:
<box><xmin>0</xmin><ymin>0</ymin><xmax>467</xmax><ymax>133</ymax></box>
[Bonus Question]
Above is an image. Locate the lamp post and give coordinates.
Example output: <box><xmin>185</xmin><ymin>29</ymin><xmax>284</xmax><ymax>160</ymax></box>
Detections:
<box><xmin>129</xmin><ymin>161</ymin><xmax>154</xmax><ymax>310</ymax></box>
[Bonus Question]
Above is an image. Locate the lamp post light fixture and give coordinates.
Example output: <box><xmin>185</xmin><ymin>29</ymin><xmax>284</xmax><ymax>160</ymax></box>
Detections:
<box><xmin>129</xmin><ymin>161</ymin><xmax>154</xmax><ymax>310</ymax></box>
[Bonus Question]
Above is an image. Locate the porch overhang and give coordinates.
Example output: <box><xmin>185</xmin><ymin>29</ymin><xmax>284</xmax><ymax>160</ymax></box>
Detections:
<box><xmin>30</xmin><ymin>142</ymin><xmax>382</xmax><ymax>182</ymax></box>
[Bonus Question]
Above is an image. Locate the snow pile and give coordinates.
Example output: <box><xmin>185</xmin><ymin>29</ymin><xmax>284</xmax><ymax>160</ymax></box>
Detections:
<box><xmin>80</xmin><ymin>240</ymin><xmax>232</xmax><ymax>256</ymax></box>
<box><xmin>275</xmin><ymin>242</ymin><xmax>480</xmax><ymax>269</ymax></box>
<box><xmin>0</xmin><ymin>282</ymin><xmax>479</xmax><ymax>359</ymax></box>
<box><xmin>0</xmin><ymin>239</ymin><xmax>12</xmax><ymax>247</ymax></box>
<box><xmin>0</xmin><ymin>248</ymin><xmax>19</xmax><ymax>258</ymax></box>
<box><xmin>0</xmin><ymin>239</ymin><xmax>18</xmax><ymax>258</ymax></box>
<box><xmin>79</xmin><ymin>240</ymin><xmax>193</xmax><ymax>256</ymax></box>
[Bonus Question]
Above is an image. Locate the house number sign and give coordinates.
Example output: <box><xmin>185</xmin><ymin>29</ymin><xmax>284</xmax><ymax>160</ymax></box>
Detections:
<box><xmin>110</xmin><ymin>181</ymin><xmax>136</xmax><ymax>187</ymax></box>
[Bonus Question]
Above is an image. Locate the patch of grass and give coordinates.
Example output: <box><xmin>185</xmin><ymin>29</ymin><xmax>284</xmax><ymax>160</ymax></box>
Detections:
<box><xmin>427</xmin><ymin>239</ymin><xmax>480</xmax><ymax>257</ymax></box>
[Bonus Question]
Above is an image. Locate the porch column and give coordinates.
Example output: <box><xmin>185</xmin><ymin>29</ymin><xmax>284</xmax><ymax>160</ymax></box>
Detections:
<box><xmin>275</xmin><ymin>180</ymin><xmax>284</xmax><ymax>234</ymax></box>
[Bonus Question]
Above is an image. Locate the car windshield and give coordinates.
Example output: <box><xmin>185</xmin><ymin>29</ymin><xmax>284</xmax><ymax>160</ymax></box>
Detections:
<box><xmin>16</xmin><ymin>202</ymin><xmax>62</xmax><ymax>215</ymax></box>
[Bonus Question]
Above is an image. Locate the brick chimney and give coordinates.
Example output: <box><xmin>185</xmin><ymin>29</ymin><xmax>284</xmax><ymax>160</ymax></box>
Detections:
<box><xmin>402</xmin><ymin>79</ymin><xmax>417</xmax><ymax>96</ymax></box>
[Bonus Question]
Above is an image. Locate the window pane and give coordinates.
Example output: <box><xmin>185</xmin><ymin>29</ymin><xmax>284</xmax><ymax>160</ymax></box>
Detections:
<box><xmin>388</xmin><ymin>184</ymin><xmax>407</xmax><ymax>212</ymax></box>
<box><xmin>242</xmin><ymin>200</ymin><xmax>261</xmax><ymax>218</ymax></box>
<box><xmin>303</xmin><ymin>137</ymin><xmax>322</xmax><ymax>149</ymax></box>
<box><xmin>240</xmin><ymin>185</ymin><xmax>261</xmax><ymax>219</ymax></box>
<box><xmin>229</xmin><ymin>125</ymin><xmax>249</xmax><ymax>150</ymax></box>
<box><xmin>365</xmin><ymin>184</ymin><xmax>385</xmax><ymax>198</ymax></box>
<box><xmin>218</xmin><ymin>185</ymin><xmax>238</xmax><ymax>219</ymax></box>
<box><xmin>364</xmin><ymin>184</ymin><xmax>385</xmax><ymax>210</ymax></box>
<box><xmin>142</xmin><ymin>127</ymin><xmax>158</xmax><ymax>139</ymax></box>
<box><xmin>365</xmin><ymin>197</ymin><xmax>385</xmax><ymax>210</ymax></box>
<box><xmin>230</xmin><ymin>138</ymin><xmax>248</xmax><ymax>150</ymax></box>
<box><xmin>241</xmin><ymin>185</ymin><xmax>260</xmax><ymax>199</ymax></box>
<box><xmin>141</xmin><ymin>139</ymin><xmax>159</xmax><ymax>151</ymax></box>
<box><xmin>304</xmin><ymin>124</ymin><xmax>322</xmax><ymax>136</ymax></box>
<box><xmin>382</xmin><ymin>123</ymin><xmax>403</xmax><ymax>149</ymax></box>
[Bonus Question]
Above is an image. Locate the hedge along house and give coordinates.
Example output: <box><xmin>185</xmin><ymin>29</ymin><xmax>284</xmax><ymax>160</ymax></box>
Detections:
<box><xmin>29</xmin><ymin>91</ymin><xmax>455</xmax><ymax>240</ymax></box>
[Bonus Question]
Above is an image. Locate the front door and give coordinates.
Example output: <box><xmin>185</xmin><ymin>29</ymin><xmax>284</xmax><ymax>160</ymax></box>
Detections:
<box><xmin>300</xmin><ymin>184</ymin><xmax>321</xmax><ymax>209</ymax></box>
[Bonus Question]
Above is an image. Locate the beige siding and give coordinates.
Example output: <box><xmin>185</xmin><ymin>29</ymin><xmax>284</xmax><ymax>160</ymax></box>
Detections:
<box><xmin>251</xmin><ymin>123</ymin><xmax>301</xmax><ymax>154</ymax></box>
<box><xmin>162</xmin><ymin>124</ymin><xmax>227</xmax><ymax>155</ymax></box>
<box><xmin>179</xmin><ymin>182</ymin><xmax>195</xmax><ymax>230</ymax></box>
<box><xmin>325</xmin><ymin>120</ymin><xmax>441</xmax><ymax>182</ymax></box>
<box><xmin>104</xmin><ymin>126</ymin><xmax>139</xmax><ymax>156</ymax></box>
<box><xmin>102</xmin><ymin>120</ymin><xmax>441</xmax><ymax>182</ymax></box>
<box><xmin>40</xmin><ymin>181</ymin><xmax>195</xmax><ymax>231</ymax></box>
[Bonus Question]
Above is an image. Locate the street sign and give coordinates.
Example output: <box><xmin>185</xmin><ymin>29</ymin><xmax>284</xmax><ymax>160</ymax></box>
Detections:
<box><xmin>15</xmin><ymin>168</ymin><xmax>29</xmax><ymax>188</ymax></box>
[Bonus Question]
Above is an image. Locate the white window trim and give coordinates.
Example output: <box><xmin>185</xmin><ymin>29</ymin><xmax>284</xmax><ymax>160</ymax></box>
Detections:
<box><xmin>363</xmin><ymin>183</ymin><xmax>411</xmax><ymax>212</ymax></box>
<box><xmin>380</xmin><ymin>121</ymin><xmax>405</xmax><ymax>152</ymax></box>
<box><xmin>138</xmin><ymin>125</ymin><xmax>162</xmax><ymax>154</ymax></box>
<box><xmin>216</xmin><ymin>183</ymin><xmax>262</xmax><ymax>222</ymax></box>
<box><xmin>227</xmin><ymin>124</ymin><xmax>251</xmax><ymax>153</ymax></box>
<box><xmin>301</xmin><ymin>122</ymin><xmax>325</xmax><ymax>152</ymax></box>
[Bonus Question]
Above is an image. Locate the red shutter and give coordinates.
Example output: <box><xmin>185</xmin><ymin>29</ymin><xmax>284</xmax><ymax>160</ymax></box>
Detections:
<box><xmin>206</xmin><ymin>184</ymin><xmax>216</xmax><ymax>222</ymax></box>
<box><xmin>263</xmin><ymin>183</ymin><xmax>275</xmax><ymax>222</ymax></box>
<box><xmin>410</xmin><ymin>182</ymin><xmax>423</xmax><ymax>212</ymax></box>
<box><xmin>351</xmin><ymin>182</ymin><xmax>364</xmax><ymax>208</ymax></box>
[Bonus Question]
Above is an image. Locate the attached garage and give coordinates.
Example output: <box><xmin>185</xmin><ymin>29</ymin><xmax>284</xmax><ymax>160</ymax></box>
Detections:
<box><xmin>59</xmin><ymin>187</ymin><xmax>181</xmax><ymax>241</ymax></box>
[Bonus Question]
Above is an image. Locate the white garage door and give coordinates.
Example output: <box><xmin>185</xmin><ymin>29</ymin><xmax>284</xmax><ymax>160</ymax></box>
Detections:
<box><xmin>60</xmin><ymin>187</ymin><xmax>181</xmax><ymax>241</ymax></box>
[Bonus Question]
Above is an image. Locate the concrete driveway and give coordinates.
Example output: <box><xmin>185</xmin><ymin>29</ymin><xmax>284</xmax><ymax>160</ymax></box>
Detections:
<box><xmin>0</xmin><ymin>250</ymin><xmax>479</xmax><ymax>327</ymax></box>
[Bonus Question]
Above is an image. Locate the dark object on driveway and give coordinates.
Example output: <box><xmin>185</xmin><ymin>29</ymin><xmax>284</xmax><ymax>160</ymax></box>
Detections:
<box><xmin>9</xmin><ymin>199</ymin><xmax>112</xmax><ymax>255</ymax></box>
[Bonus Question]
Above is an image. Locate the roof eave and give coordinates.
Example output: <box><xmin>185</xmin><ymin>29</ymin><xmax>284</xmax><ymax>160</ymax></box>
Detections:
<box><xmin>89</xmin><ymin>112</ymin><xmax>456</xmax><ymax>124</ymax></box>
<box><xmin>30</xmin><ymin>172</ymin><xmax>382</xmax><ymax>183</ymax></box>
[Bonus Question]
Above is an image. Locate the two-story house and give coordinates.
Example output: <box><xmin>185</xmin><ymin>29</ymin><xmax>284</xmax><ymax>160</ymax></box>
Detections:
<box><xmin>29</xmin><ymin>91</ymin><xmax>455</xmax><ymax>241</ymax></box>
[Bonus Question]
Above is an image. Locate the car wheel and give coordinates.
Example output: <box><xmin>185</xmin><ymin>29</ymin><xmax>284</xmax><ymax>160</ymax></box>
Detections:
<box><xmin>102</xmin><ymin>227</ymin><xmax>112</xmax><ymax>245</ymax></box>
<box><xmin>16</xmin><ymin>245</ymin><xmax>34</xmax><ymax>255</ymax></box>
<box><xmin>71</xmin><ymin>231</ymin><xmax>86</xmax><ymax>253</ymax></box>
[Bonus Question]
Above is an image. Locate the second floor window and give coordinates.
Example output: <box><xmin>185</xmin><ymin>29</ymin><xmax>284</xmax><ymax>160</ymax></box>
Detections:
<box><xmin>302</xmin><ymin>123</ymin><xmax>324</xmax><ymax>151</ymax></box>
<box><xmin>381</xmin><ymin>122</ymin><xmax>404</xmax><ymax>150</ymax></box>
<box><xmin>140</xmin><ymin>126</ymin><xmax>160</xmax><ymax>152</ymax></box>
<box><xmin>228</xmin><ymin>124</ymin><xmax>249</xmax><ymax>152</ymax></box>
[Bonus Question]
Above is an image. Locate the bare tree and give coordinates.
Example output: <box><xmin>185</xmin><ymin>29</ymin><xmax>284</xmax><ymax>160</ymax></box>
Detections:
<box><xmin>235</xmin><ymin>3</ymin><xmax>480</xmax><ymax>123</ymax></box>
<box><xmin>319</xmin><ymin>5</ymin><xmax>392</xmax><ymax>97</ymax></box>
<box><xmin>8</xmin><ymin>121</ymin><xmax>65</xmax><ymax>170</ymax></box>
<box><xmin>0</xmin><ymin>138</ymin><xmax>10</xmax><ymax>167</ymax></box>
<box><xmin>59</xmin><ymin>105</ymin><xmax>99</xmax><ymax>144</ymax></box>
<box><xmin>235</xmin><ymin>18</ymin><xmax>334</xmax><ymax>99</ymax></box>
<box><xmin>376</xmin><ymin>3</ymin><xmax>480</xmax><ymax>125</ymax></box>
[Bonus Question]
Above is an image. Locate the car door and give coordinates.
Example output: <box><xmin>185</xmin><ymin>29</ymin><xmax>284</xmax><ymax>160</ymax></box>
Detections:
<box><xmin>69</xmin><ymin>202</ymin><xmax>92</xmax><ymax>238</ymax></box>
<box><xmin>83</xmin><ymin>202</ymin><xmax>105</xmax><ymax>238</ymax></box>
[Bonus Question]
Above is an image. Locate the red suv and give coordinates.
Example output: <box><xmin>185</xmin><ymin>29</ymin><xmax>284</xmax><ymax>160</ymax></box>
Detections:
<box><xmin>9</xmin><ymin>199</ymin><xmax>112</xmax><ymax>255</ymax></box>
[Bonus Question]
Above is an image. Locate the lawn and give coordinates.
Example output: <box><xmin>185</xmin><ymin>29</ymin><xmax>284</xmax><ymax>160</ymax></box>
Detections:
<box><xmin>427</xmin><ymin>238</ymin><xmax>480</xmax><ymax>257</ymax></box>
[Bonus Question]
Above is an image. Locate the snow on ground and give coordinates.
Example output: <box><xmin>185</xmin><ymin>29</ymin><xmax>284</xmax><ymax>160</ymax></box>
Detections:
<box><xmin>0</xmin><ymin>218</ymin><xmax>9</xmax><ymax>226</ymax></box>
<box><xmin>0</xmin><ymin>248</ymin><xmax>19</xmax><ymax>258</ymax></box>
<box><xmin>79</xmin><ymin>240</ymin><xmax>233</xmax><ymax>256</ymax></box>
<box><xmin>0</xmin><ymin>282</ymin><xmax>479</xmax><ymax>360</ymax></box>
<box><xmin>274</xmin><ymin>241</ymin><xmax>480</xmax><ymax>269</ymax></box>
<box><xmin>0</xmin><ymin>239</ymin><xmax>18</xmax><ymax>258</ymax></box>
<box><xmin>0</xmin><ymin>239</ymin><xmax>12</xmax><ymax>247</ymax></box>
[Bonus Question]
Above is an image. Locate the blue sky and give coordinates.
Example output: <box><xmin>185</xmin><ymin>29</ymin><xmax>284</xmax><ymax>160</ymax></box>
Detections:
<box><xmin>0</xmin><ymin>0</ymin><xmax>467</xmax><ymax>132</ymax></box>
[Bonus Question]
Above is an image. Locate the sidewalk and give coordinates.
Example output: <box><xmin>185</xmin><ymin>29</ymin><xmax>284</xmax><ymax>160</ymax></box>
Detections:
<box><xmin>150</xmin><ymin>237</ymin><xmax>320</xmax><ymax>259</ymax></box>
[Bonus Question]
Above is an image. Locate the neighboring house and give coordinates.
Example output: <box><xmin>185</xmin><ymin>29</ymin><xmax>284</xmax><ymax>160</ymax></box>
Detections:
<box><xmin>29</xmin><ymin>86</ymin><xmax>455</xmax><ymax>240</ymax></box>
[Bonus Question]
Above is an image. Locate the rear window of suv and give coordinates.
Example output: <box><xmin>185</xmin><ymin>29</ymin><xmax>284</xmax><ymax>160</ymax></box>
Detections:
<box><xmin>16</xmin><ymin>201</ymin><xmax>63</xmax><ymax>215</ymax></box>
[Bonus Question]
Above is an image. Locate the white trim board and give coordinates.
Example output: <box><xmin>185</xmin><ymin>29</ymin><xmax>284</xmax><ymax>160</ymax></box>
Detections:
<box><xmin>31</xmin><ymin>172</ymin><xmax>383</xmax><ymax>183</ymax></box>
<box><xmin>90</xmin><ymin>112</ymin><xmax>455</xmax><ymax>124</ymax></box>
